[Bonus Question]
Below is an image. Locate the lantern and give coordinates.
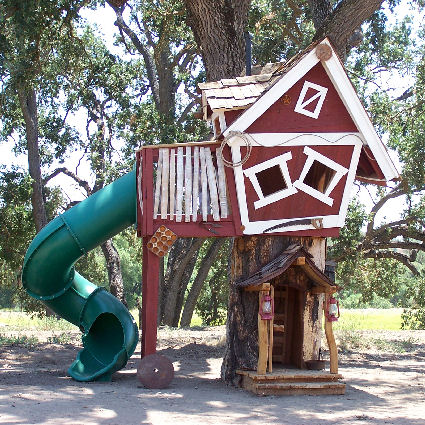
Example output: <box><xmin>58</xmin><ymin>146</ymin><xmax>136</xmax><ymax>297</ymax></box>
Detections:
<box><xmin>259</xmin><ymin>294</ymin><xmax>274</xmax><ymax>320</ymax></box>
<box><xmin>326</xmin><ymin>295</ymin><xmax>340</xmax><ymax>322</ymax></box>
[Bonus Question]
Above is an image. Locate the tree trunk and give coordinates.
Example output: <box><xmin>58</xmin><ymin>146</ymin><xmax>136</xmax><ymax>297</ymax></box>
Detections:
<box><xmin>17</xmin><ymin>85</ymin><xmax>47</xmax><ymax>232</ymax></box>
<box><xmin>161</xmin><ymin>237</ymin><xmax>204</xmax><ymax>326</ymax></box>
<box><xmin>220</xmin><ymin>236</ymin><xmax>326</xmax><ymax>384</ymax></box>
<box><xmin>172</xmin><ymin>248</ymin><xmax>201</xmax><ymax>326</ymax></box>
<box><xmin>101</xmin><ymin>239</ymin><xmax>128</xmax><ymax>307</ymax></box>
<box><xmin>181</xmin><ymin>0</ymin><xmax>387</xmax><ymax>385</ymax></box>
<box><xmin>183</xmin><ymin>0</ymin><xmax>251</xmax><ymax>81</ymax></box>
<box><xmin>180</xmin><ymin>238</ymin><xmax>227</xmax><ymax>327</ymax></box>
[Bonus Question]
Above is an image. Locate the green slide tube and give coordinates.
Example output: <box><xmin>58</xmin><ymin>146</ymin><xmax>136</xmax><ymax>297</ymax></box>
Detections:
<box><xmin>22</xmin><ymin>170</ymin><xmax>139</xmax><ymax>381</ymax></box>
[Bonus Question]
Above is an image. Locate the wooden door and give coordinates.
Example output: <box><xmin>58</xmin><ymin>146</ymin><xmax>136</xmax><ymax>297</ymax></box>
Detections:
<box><xmin>272</xmin><ymin>285</ymin><xmax>305</xmax><ymax>368</ymax></box>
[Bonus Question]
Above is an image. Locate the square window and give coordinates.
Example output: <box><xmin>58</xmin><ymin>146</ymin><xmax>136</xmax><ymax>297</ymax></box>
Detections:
<box><xmin>256</xmin><ymin>165</ymin><xmax>288</xmax><ymax>197</ymax></box>
<box><xmin>294</xmin><ymin>147</ymin><xmax>348</xmax><ymax>206</ymax></box>
<box><xmin>304</xmin><ymin>160</ymin><xmax>336</xmax><ymax>194</ymax></box>
<box><xmin>243</xmin><ymin>152</ymin><xmax>297</xmax><ymax>209</ymax></box>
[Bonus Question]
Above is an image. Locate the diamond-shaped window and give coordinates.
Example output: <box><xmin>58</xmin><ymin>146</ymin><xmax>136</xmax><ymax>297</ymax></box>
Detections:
<box><xmin>294</xmin><ymin>81</ymin><xmax>328</xmax><ymax>119</ymax></box>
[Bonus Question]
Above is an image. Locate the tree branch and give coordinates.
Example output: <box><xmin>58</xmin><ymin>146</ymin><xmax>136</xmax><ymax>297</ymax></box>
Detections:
<box><xmin>111</xmin><ymin>9</ymin><xmax>160</xmax><ymax>109</ymax></box>
<box><xmin>312</xmin><ymin>0</ymin><xmax>385</xmax><ymax>57</ymax></box>
<box><xmin>363</xmin><ymin>250</ymin><xmax>419</xmax><ymax>275</ymax></box>
<box><xmin>44</xmin><ymin>167</ymin><xmax>92</xmax><ymax>196</ymax></box>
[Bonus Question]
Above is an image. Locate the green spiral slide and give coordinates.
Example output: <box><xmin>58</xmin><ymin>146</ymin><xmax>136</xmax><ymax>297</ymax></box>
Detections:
<box><xmin>22</xmin><ymin>170</ymin><xmax>139</xmax><ymax>381</ymax></box>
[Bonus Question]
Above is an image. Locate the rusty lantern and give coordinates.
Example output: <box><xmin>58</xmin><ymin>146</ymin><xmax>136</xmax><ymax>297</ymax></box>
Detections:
<box><xmin>259</xmin><ymin>294</ymin><xmax>274</xmax><ymax>320</ymax></box>
<box><xmin>326</xmin><ymin>295</ymin><xmax>340</xmax><ymax>322</ymax></box>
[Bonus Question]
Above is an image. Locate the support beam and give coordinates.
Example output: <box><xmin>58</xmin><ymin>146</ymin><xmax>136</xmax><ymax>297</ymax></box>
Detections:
<box><xmin>324</xmin><ymin>294</ymin><xmax>338</xmax><ymax>374</ymax></box>
<box><xmin>141</xmin><ymin>237</ymin><xmax>160</xmax><ymax>357</ymax></box>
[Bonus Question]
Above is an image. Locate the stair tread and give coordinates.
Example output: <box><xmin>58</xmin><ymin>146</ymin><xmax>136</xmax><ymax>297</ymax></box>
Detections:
<box><xmin>255</xmin><ymin>382</ymin><xmax>345</xmax><ymax>389</ymax></box>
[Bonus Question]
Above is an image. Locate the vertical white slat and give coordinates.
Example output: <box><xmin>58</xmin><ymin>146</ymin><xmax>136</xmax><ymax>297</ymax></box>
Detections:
<box><xmin>169</xmin><ymin>149</ymin><xmax>176</xmax><ymax>220</ymax></box>
<box><xmin>205</xmin><ymin>147</ymin><xmax>220</xmax><ymax>221</ymax></box>
<box><xmin>216</xmin><ymin>148</ymin><xmax>229</xmax><ymax>218</ymax></box>
<box><xmin>184</xmin><ymin>146</ymin><xmax>192</xmax><ymax>222</ymax></box>
<box><xmin>199</xmin><ymin>147</ymin><xmax>208</xmax><ymax>221</ymax></box>
<box><xmin>160</xmin><ymin>148</ymin><xmax>169</xmax><ymax>219</ymax></box>
<box><xmin>176</xmin><ymin>147</ymin><xmax>184</xmax><ymax>222</ymax></box>
<box><xmin>192</xmin><ymin>146</ymin><xmax>200</xmax><ymax>222</ymax></box>
<box><xmin>153</xmin><ymin>149</ymin><xmax>162</xmax><ymax>219</ymax></box>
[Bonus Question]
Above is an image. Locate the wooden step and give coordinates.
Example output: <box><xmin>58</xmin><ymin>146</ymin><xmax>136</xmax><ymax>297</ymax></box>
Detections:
<box><xmin>243</xmin><ymin>378</ymin><xmax>346</xmax><ymax>396</ymax></box>
<box><xmin>237</xmin><ymin>369</ymin><xmax>343</xmax><ymax>383</ymax></box>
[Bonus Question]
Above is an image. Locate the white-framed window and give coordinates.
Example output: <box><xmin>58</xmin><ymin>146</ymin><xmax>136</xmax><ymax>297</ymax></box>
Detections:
<box><xmin>293</xmin><ymin>146</ymin><xmax>348</xmax><ymax>206</ymax></box>
<box><xmin>294</xmin><ymin>81</ymin><xmax>328</xmax><ymax>119</ymax></box>
<box><xmin>243</xmin><ymin>152</ymin><xmax>297</xmax><ymax>209</ymax></box>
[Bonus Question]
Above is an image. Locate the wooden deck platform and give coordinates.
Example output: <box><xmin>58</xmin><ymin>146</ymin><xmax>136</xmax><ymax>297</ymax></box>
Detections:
<box><xmin>236</xmin><ymin>367</ymin><xmax>346</xmax><ymax>396</ymax></box>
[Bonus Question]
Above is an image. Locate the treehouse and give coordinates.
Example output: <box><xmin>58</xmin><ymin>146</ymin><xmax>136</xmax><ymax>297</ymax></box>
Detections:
<box><xmin>135</xmin><ymin>38</ymin><xmax>398</xmax><ymax>395</ymax></box>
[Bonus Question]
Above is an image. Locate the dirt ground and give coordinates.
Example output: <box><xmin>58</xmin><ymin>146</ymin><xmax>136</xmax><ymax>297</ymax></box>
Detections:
<box><xmin>1</xmin><ymin>327</ymin><xmax>425</xmax><ymax>425</ymax></box>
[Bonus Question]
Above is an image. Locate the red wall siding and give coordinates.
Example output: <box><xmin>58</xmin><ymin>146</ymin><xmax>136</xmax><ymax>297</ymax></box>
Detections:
<box><xmin>247</xmin><ymin>63</ymin><xmax>358</xmax><ymax>133</ymax></box>
<box><xmin>241</xmin><ymin>145</ymin><xmax>354</xmax><ymax>223</ymax></box>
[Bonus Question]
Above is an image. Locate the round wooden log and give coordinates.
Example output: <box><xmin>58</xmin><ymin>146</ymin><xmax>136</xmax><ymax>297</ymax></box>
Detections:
<box><xmin>316</xmin><ymin>44</ymin><xmax>333</xmax><ymax>61</ymax></box>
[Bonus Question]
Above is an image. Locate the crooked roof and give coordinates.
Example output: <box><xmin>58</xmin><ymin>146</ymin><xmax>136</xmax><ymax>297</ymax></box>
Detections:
<box><xmin>234</xmin><ymin>244</ymin><xmax>336</xmax><ymax>290</ymax></box>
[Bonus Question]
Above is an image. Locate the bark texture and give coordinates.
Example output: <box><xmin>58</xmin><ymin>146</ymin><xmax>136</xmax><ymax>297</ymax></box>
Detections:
<box><xmin>312</xmin><ymin>0</ymin><xmax>384</xmax><ymax>57</ymax></box>
<box><xmin>180</xmin><ymin>238</ymin><xmax>227</xmax><ymax>327</ymax></box>
<box><xmin>17</xmin><ymin>85</ymin><xmax>47</xmax><ymax>232</ymax></box>
<box><xmin>220</xmin><ymin>236</ymin><xmax>325</xmax><ymax>384</ymax></box>
<box><xmin>183</xmin><ymin>0</ymin><xmax>250</xmax><ymax>81</ymax></box>
<box><xmin>101</xmin><ymin>239</ymin><xmax>127</xmax><ymax>307</ymax></box>
<box><xmin>160</xmin><ymin>237</ymin><xmax>204</xmax><ymax>326</ymax></box>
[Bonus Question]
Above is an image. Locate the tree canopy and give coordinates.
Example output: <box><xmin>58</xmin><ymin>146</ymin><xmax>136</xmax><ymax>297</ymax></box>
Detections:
<box><xmin>1</xmin><ymin>0</ymin><xmax>425</xmax><ymax>330</ymax></box>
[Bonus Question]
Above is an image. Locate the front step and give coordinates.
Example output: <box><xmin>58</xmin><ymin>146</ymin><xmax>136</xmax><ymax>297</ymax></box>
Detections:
<box><xmin>237</xmin><ymin>369</ymin><xmax>346</xmax><ymax>396</ymax></box>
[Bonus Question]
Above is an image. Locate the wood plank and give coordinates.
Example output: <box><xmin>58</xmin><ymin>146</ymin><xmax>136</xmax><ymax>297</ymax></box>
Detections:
<box><xmin>184</xmin><ymin>146</ymin><xmax>192</xmax><ymax>222</ymax></box>
<box><xmin>257</xmin><ymin>290</ymin><xmax>269</xmax><ymax>375</ymax></box>
<box><xmin>204</xmin><ymin>147</ymin><xmax>220</xmax><ymax>221</ymax></box>
<box><xmin>216</xmin><ymin>147</ymin><xmax>228</xmax><ymax>218</ymax></box>
<box><xmin>268</xmin><ymin>285</ymin><xmax>274</xmax><ymax>373</ymax></box>
<box><xmin>160</xmin><ymin>148</ymin><xmax>169</xmax><ymax>219</ymax></box>
<box><xmin>236</xmin><ymin>369</ymin><xmax>343</xmax><ymax>381</ymax></box>
<box><xmin>199</xmin><ymin>147</ymin><xmax>208</xmax><ymax>221</ymax></box>
<box><xmin>169</xmin><ymin>149</ymin><xmax>176</xmax><ymax>220</ymax></box>
<box><xmin>192</xmin><ymin>146</ymin><xmax>200</xmax><ymax>222</ymax></box>
<box><xmin>137</xmin><ymin>156</ymin><xmax>143</xmax><ymax>223</ymax></box>
<box><xmin>141</xmin><ymin>238</ymin><xmax>160</xmax><ymax>357</ymax></box>
<box><xmin>176</xmin><ymin>147</ymin><xmax>184</xmax><ymax>222</ymax></box>
<box><xmin>244</xmin><ymin>283</ymin><xmax>270</xmax><ymax>292</ymax></box>
<box><xmin>137</xmin><ymin>140</ymin><xmax>220</xmax><ymax>151</ymax></box>
<box><xmin>153</xmin><ymin>149</ymin><xmax>162</xmax><ymax>219</ymax></box>
<box><xmin>325</xmin><ymin>295</ymin><xmax>339</xmax><ymax>374</ymax></box>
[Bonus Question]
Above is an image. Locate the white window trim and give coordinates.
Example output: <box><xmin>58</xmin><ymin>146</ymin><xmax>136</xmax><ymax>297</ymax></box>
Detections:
<box><xmin>230</xmin><ymin>134</ymin><xmax>362</xmax><ymax>234</ymax></box>
<box><xmin>294</xmin><ymin>81</ymin><xmax>328</xmax><ymax>119</ymax></box>
<box><xmin>243</xmin><ymin>152</ymin><xmax>297</xmax><ymax>209</ymax></box>
<box><xmin>293</xmin><ymin>146</ymin><xmax>348</xmax><ymax>206</ymax></box>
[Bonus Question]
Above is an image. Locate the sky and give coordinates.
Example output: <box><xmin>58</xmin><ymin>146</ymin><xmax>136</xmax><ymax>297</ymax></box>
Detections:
<box><xmin>0</xmin><ymin>1</ymin><xmax>421</xmax><ymax>221</ymax></box>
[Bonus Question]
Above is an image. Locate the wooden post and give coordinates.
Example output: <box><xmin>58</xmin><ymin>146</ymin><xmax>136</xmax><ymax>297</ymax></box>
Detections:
<box><xmin>141</xmin><ymin>237</ymin><xmax>160</xmax><ymax>357</ymax></box>
<box><xmin>324</xmin><ymin>294</ymin><xmax>338</xmax><ymax>374</ymax></box>
<box><xmin>268</xmin><ymin>285</ymin><xmax>274</xmax><ymax>373</ymax></box>
<box><xmin>257</xmin><ymin>289</ymin><xmax>268</xmax><ymax>375</ymax></box>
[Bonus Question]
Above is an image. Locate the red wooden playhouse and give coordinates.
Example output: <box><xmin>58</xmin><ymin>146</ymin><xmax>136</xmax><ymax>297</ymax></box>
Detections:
<box><xmin>136</xmin><ymin>39</ymin><xmax>398</xmax><ymax>394</ymax></box>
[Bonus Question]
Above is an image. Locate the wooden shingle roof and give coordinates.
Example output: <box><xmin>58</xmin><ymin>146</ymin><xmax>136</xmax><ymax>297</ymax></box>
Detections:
<box><xmin>234</xmin><ymin>244</ymin><xmax>336</xmax><ymax>290</ymax></box>
<box><xmin>199</xmin><ymin>41</ymin><xmax>320</xmax><ymax>114</ymax></box>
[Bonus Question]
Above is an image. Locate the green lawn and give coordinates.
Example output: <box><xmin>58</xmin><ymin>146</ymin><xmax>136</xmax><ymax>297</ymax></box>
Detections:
<box><xmin>1</xmin><ymin>307</ymin><xmax>404</xmax><ymax>333</ymax></box>
<box><xmin>334</xmin><ymin>308</ymin><xmax>403</xmax><ymax>331</ymax></box>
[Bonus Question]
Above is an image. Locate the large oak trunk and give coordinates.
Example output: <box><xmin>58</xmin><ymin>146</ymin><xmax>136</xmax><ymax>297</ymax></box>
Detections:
<box><xmin>221</xmin><ymin>236</ymin><xmax>326</xmax><ymax>385</ymax></box>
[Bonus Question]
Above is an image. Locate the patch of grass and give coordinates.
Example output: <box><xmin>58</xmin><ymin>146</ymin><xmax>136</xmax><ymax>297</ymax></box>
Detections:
<box><xmin>46</xmin><ymin>333</ymin><xmax>76</xmax><ymax>345</ymax></box>
<box><xmin>0</xmin><ymin>333</ymin><xmax>39</xmax><ymax>349</ymax></box>
<box><xmin>0</xmin><ymin>310</ymin><xmax>77</xmax><ymax>331</ymax></box>
<box><xmin>334</xmin><ymin>308</ymin><xmax>402</xmax><ymax>331</ymax></box>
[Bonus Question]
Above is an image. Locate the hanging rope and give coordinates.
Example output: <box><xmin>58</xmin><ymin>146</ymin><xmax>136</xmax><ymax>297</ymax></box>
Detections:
<box><xmin>218</xmin><ymin>131</ymin><xmax>254</xmax><ymax>168</ymax></box>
